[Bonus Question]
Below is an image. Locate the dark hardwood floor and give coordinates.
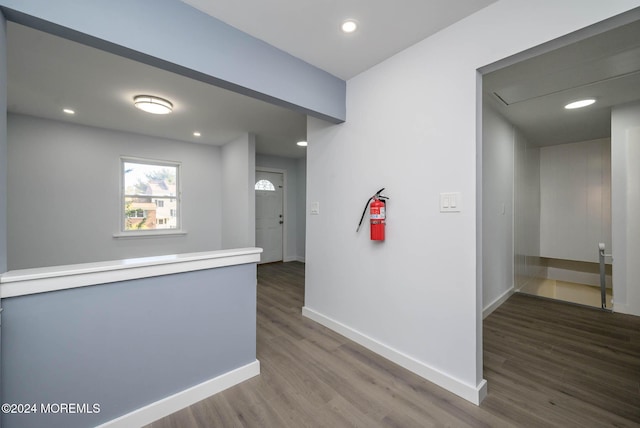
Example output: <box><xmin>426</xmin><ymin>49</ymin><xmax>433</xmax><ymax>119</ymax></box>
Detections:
<box><xmin>147</xmin><ymin>262</ymin><xmax>640</xmax><ymax>427</ymax></box>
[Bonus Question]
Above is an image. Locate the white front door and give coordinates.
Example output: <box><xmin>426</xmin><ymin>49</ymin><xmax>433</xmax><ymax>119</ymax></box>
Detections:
<box><xmin>255</xmin><ymin>171</ymin><xmax>284</xmax><ymax>263</ymax></box>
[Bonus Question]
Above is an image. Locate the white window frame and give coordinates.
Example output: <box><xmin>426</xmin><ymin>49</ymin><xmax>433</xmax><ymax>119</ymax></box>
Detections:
<box><xmin>115</xmin><ymin>156</ymin><xmax>185</xmax><ymax>238</ymax></box>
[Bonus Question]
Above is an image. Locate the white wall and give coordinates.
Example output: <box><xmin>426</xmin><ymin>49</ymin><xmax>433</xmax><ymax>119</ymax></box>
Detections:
<box><xmin>7</xmin><ymin>114</ymin><xmax>223</xmax><ymax>269</ymax></box>
<box><xmin>255</xmin><ymin>154</ymin><xmax>306</xmax><ymax>262</ymax></box>
<box><xmin>540</xmin><ymin>138</ymin><xmax>611</xmax><ymax>262</ymax></box>
<box><xmin>221</xmin><ymin>133</ymin><xmax>256</xmax><ymax>249</ymax></box>
<box><xmin>514</xmin><ymin>129</ymin><xmax>542</xmax><ymax>290</ymax></box>
<box><xmin>482</xmin><ymin>104</ymin><xmax>514</xmax><ymax>315</ymax></box>
<box><xmin>611</xmin><ymin>101</ymin><xmax>640</xmax><ymax>316</ymax></box>
<box><xmin>482</xmin><ymin>103</ymin><xmax>545</xmax><ymax>316</ymax></box>
<box><xmin>305</xmin><ymin>0</ymin><xmax>640</xmax><ymax>405</ymax></box>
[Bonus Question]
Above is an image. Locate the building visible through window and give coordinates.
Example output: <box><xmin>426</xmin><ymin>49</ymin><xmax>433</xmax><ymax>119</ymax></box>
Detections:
<box><xmin>122</xmin><ymin>159</ymin><xmax>179</xmax><ymax>231</ymax></box>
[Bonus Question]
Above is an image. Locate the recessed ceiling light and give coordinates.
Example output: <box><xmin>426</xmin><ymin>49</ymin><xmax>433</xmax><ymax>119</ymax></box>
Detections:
<box><xmin>63</xmin><ymin>108</ymin><xmax>75</xmax><ymax>115</ymax></box>
<box><xmin>193</xmin><ymin>131</ymin><xmax>201</xmax><ymax>137</ymax></box>
<box><xmin>564</xmin><ymin>99</ymin><xmax>596</xmax><ymax>109</ymax></box>
<box><xmin>341</xmin><ymin>19</ymin><xmax>358</xmax><ymax>33</ymax></box>
<box><xmin>133</xmin><ymin>95</ymin><xmax>173</xmax><ymax>114</ymax></box>
<box><xmin>297</xmin><ymin>141</ymin><xmax>308</xmax><ymax>147</ymax></box>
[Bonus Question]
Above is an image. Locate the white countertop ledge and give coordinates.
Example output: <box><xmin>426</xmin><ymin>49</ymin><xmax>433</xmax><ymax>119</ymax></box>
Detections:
<box><xmin>0</xmin><ymin>248</ymin><xmax>263</xmax><ymax>298</ymax></box>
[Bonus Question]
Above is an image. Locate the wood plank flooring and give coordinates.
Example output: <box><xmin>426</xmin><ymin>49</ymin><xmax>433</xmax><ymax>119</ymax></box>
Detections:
<box><xmin>147</xmin><ymin>262</ymin><xmax>640</xmax><ymax>427</ymax></box>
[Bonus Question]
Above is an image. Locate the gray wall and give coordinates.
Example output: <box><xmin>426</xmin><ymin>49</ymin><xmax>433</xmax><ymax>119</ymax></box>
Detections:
<box><xmin>1</xmin><ymin>264</ymin><xmax>257</xmax><ymax>428</ymax></box>
<box><xmin>7</xmin><ymin>114</ymin><xmax>223</xmax><ymax>269</ymax></box>
<box><xmin>296</xmin><ymin>157</ymin><xmax>307</xmax><ymax>261</ymax></box>
<box><xmin>256</xmin><ymin>154</ymin><xmax>306</xmax><ymax>262</ymax></box>
<box><xmin>0</xmin><ymin>12</ymin><xmax>6</xmax><ymax>273</ymax></box>
<box><xmin>222</xmin><ymin>133</ymin><xmax>256</xmax><ymax>249</ymax></box>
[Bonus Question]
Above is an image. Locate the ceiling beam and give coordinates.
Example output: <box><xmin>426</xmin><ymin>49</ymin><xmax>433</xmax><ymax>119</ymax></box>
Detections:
<box><xmin>0</xmin><ymin>0</ymin><xmax>346</xmax><ymax>123</ymax></box>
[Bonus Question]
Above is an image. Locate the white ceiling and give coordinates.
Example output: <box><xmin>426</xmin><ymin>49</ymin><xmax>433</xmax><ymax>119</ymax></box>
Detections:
<box><xmin>180</xmin><ymin>0</ymin><xmax>498</xmax><ymax>80</ymax></box>
<box><xmin>7</xmin><ymin>22</ymin><xmax>308</xmax><ymax>158</ymax></box>
<box><xmin>6</xmin><ymin>1</ymin><xmax>498</xmax><ymax>159</ymax></box>
<box><xmin>483</xmin><ymin>18</ymin><xmax>640</xmax><ymax>146</ymax></box>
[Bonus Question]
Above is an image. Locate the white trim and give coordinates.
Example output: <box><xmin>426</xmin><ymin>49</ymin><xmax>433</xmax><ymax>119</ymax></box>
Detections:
<box><xmin>302</xmin><ymin>306</ymin><xmax>488</xmax><ymax>405</ymax></box>
<box><xmin>256</xmin><ymin>167</ymin><xmax>287</xmax><ymax>262</ymax></box>
<box><xmin>611</xmin><ymin>301</ymin><xmax>640</xmax><ymax>316</ymax></box>
<box><xmin>0</xmin><ymin>248</ymin><xmax>262</xmax><ymax>298</ymax></box>
<box><xmin>483</xmin><ymin>287</ymin><xmax>514</xmax><ymax>319</ymax></box>
<box><xmin>96</xmin><ymin>360</ymin><xmax>260</xmax><ymax>428</ymax></box>
<box><xmin>120</xmin><ymin>156</ymin><xmax>183</xmax><ymax>233</ymax></box>
<box><xmin>113</xmin><ymin>230</ymin><xmax>187</xmax><ymax>239</ymax></box>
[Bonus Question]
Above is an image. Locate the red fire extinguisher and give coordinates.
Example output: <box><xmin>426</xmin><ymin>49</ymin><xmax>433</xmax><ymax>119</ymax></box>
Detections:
<box><xmin>357</xmin><ymin>188</ymin><xmax>389</xmax><ymax>241</ymax></box>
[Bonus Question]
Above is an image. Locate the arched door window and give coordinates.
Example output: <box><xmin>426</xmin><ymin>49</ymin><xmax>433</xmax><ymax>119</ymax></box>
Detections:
<box><xmin>255</xmin><ymin>179</ymin><xmax>276</xmax><ymax>191</ymax></box>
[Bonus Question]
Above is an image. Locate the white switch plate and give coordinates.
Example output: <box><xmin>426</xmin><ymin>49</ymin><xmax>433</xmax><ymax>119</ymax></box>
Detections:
<box><xmin>310</xmin><ymin>202</ymin><xmax>320</xmax><ymax>215</ymax></box>
<box><xmin>440</xmin><ymin>192</ymin><xmax>461</xmax><ymax>212</ymax></box>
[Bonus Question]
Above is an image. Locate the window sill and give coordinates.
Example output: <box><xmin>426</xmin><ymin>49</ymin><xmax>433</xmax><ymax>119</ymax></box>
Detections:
<box><xmin>113</xmin><ymin>230</ymin><xmax>187</xmax><ymax>239</ymax></box>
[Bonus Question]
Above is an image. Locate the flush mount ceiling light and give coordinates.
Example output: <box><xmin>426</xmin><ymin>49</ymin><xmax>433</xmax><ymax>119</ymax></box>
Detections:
<box><xmin>133</xmin><ymin>95</ymin><xmax>173</xmax><ymax>115</ymax></box>
<box><xmin>63</xmin><ymin>108</ymin><xmax>75</xmax><ymax>115</ymax></box>
<box><xmin>297</xmin><ymin>141</ymin><xmax>308</xmax><ymax>147</ymax></box>
<box><xmin>564</xmin><ymin>99</ymin><xmax>596</xmax><ymax>109</ymax></box>
<box><xmin>193</xmin><ymin>131</ymin><xmax>201</xmax><ymax>137</ymax></box>
<box><xmin>341</xmin><ymin>19</ymin><xmax>358</xmax><ymax>33</ymax></box>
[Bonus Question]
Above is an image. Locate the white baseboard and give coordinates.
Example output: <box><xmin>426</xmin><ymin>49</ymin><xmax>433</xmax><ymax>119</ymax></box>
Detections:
<box><xmin>483</xmin><ymin>287</ymin><xmax>514</xmax><ymax>319</ymax></box>
<box><xmin>611</xmin><ymin>301</ymin><xmax>640</xmax><ymax>316</ymax></box>
<box><xmin>97</xmin><ymin>360</ymin><xmax>260</xmax><ymax>428</ymax></box>
<box><xmin>283</xmin><ymin>256</ymin><xmax>305</xmax><ymax>263</ymax></box>
<box><xmin>302</xmin><ymin>307</ymin><xmax>487</xmax><ymax>405</ymax></box>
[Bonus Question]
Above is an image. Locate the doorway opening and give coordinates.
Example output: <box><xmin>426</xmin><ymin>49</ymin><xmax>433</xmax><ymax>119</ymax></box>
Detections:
<box><xmin>480</xmin><ymin>14</ymin><xmax>640</xmax><ymax>313</ymax></box>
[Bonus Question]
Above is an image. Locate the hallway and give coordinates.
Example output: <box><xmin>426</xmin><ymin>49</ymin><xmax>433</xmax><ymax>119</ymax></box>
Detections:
<box><xmin>148</xmin><ymin>263</ymin><xmax>640</xmax><ymax>427</ymax></box>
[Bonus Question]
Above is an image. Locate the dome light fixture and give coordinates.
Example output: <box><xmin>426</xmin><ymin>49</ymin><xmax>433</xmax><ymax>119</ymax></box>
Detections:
<box><xmin>341</xmin><ymin>19</ymin><xmax>358</xmax><ymax>33</ymax></box>
<box><xmin>564</xmin><ymin>99</ymin><xmax>596</xmax><ymax>109</ymax></box>
<box><xmin>134</xmin><ymin>95</ymin><xmax>173</xmax><ymax>115</ymax></box>
<box><xmin>193</xmin><ymin>131</ymin><xmax>201</xmax><ymax>137</ymax></box>
<box><xmin>297</xmin><ymin>141</ymin><xmax>308</xmax><ymax>147</ymax></box>
<box><xmin>63</xmin><ymin>108</ymin><xmax>75</xmax><ymax>115</ymax></box>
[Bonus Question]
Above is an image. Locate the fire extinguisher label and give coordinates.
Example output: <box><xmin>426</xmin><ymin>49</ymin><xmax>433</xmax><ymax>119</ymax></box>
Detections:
<box><xmin>371</xmin><ymin>207</ymin><xmax>385</xmax><ymax>219</ymax></box>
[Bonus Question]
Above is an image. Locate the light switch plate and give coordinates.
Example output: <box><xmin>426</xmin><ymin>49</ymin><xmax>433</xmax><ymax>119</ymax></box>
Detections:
<box><xmin>310</xmin><ymin>202</ymin><xmax>320</xmax><ymax>215</ymax></box>
<box><xmin>440</xmin><ymin>192</ymin><xmax>461</xmax><ymax>212</ymax></box>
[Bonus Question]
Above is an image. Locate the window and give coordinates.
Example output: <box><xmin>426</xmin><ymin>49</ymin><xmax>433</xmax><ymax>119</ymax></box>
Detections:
<box><xmin>122</xmin><ymin>158</ymin><xmax>180</xmax><ymax>232</ymax></box>
<box><xmin>255</xmin><ymin>179</ymin><xmax>275</xmax><ymax>191</ymax></box>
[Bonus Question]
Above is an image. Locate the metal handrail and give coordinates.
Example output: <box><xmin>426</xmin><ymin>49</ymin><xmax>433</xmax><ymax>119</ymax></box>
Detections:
<box><xmin>598</xmin><ymin>243</ymin><xmax>613</xmax><ymax>311</ymax></box>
